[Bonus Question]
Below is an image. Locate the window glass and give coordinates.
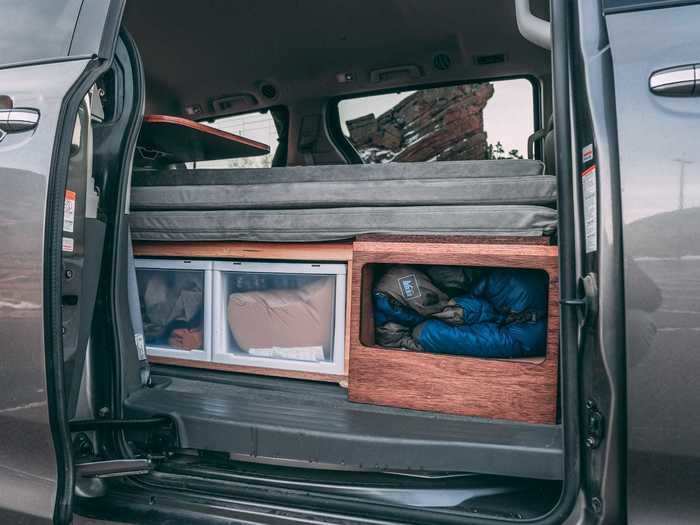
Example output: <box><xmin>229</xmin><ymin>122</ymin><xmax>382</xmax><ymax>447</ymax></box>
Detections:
<box><xmin>338</xmin><ymin>79</ymin><xmax>534</xmax><ymax>163</ymax></box>
<box><xmin>191</xmin><ymin>111</ymin><xmax>279</xmax><ymax>169</ymax></box>
<box><xmin>0</xmin><ymin>0</ymin><xmax>83</xmax><ymax>66</ymax></box>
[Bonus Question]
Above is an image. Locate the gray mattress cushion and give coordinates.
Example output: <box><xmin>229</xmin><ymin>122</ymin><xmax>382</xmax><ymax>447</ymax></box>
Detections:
<box><xmin>132</xmin><ymin>160</ymin><xmax>546</xmax><ymax>187</ymax></box>
<box><xmin>129</xmin><ymin>205</ymin><xmax>558</xmax><ymax>242</ymax></box>
<box><xmin>131</xmin><ymin>175</ymin><xmax>556</xmax><ymax>210</ymax></box>
<box><xmin>130</xmin><ymin>160</ymin><xmax>553</xmax><ymax>211</ymax></box>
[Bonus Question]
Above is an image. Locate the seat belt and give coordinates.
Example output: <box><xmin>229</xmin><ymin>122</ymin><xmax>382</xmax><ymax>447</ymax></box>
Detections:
<box><xmin>527</xmin><ymin>127</ymin><xmax>548</xmax><ymax>159</ymax></box>
<box><xmin>127</xmin><ymin>228</ymin><xmax>151</xmax><ymax>386</ymax></box>
<box><xmin>527</xmin><ymin>115</ymin><xmax>554</xmax><ymax>160</ymax></box>
<box><xmin>298</xmin><ymin>115</ymin><xmax>320</xmax><ymax>166</ymax></box>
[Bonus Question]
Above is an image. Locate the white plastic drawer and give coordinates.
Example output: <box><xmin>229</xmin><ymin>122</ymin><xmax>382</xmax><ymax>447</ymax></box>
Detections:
<box><xmin>135</xmin><ymin>259</ymin><xmax>212</xmax><ymax>362</ymax></box>
<box><xmin>212</xmin><ymin>261</ymin><xmax>346</xmax><ymax>375</ymax></box>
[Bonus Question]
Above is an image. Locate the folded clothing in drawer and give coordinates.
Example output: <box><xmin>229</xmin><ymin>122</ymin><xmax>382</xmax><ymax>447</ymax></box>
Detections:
<box><xmin>138</xmin><ymin>269</ymin><xmax>205</xmax><ymax>349</ymax></box>
<box><xmin>227</xmin><ymin>277</ymin><xmax>334</xmax><ymax>360</ymax></box>
<box><xmin>134</xmin><ymin>259</ymin><xmax>213</xmax><ymax>363</ymax></box>
<box><xmin>372</xmin><ymin>265</ymin><xmax>548</xmax><ymax>359</ymax></box>
<box><xmin>213</xmin><ymin>261</ymin><xmax>346</xmax><ymax>375</ymax></box>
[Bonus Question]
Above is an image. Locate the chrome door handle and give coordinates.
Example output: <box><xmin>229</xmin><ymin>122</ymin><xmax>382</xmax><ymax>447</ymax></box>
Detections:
<box><xmin>649</xmin><ymin>65</ymin><xmax>698</xmax><ymax>96</ymax></box>
<box><xmin>0</xmin><ymin>108</ymin><xmax>40</xmax><ymax>133</ymax></box>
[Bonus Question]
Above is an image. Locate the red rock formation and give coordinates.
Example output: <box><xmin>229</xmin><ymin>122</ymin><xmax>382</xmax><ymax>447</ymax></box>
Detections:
<box><xmin>346</xmin><ymin>83</ymin><xmax>494</xmax><ymax>163</ymax></box>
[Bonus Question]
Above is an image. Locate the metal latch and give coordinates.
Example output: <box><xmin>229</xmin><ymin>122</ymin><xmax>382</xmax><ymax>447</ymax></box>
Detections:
<box><xmin>561</xmin><ymin>273</ymin><xmax>598</xmax><ymax>326</ymax></box>
<box><xmin>585</xmin><ymin>400</ymin><xmax>604</xmax><ymax>449</ymax></box>
<box><xmin>649</xmin><ymin>64</ymin><xmax>699</xmax><ymax>96</ymax></box>
<box><xmin>0</xmin><ymin>108</ymin><xmax>40</xmax><ymax>133</ymax></box>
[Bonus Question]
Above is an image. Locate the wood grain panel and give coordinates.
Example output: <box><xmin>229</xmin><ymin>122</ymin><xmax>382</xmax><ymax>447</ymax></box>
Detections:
<box><xmin>355</xmin><ymin>234</ymin><xmax>552</xmax><ymax>245</ymax></box>
<box><xmin>138</xmin><ymin>114</ymin><xmax>270</xmax><ymax>164</ymax></box>
<box><xmin>348</xmin><ymin>239</ymin><xmax>559</xmax><ymax>424</ymax></box>
<box><xmin>133</xmin><ymin>241</ymin><xmax>353</xmax><ymax>262</ymax></box>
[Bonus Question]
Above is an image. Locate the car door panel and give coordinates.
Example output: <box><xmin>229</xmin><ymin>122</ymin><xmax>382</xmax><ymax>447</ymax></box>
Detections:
<box><xmin>0</xmin><ymin>58</ymin><xmax>91</xmax><ymax>524</ymax></box>
<box><xmin>0</xmin><ymin>1</ymin><xmax>122</xmax><ymax>523</ymax></box>
<box><xmin>606</xmin><ymin>3</ymin><xmax>700</xmax><ymax>523</ymax></box>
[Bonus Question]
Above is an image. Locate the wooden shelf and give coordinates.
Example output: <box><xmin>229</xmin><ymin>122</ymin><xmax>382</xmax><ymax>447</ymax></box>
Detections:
<box><xmin>133</xmin><ymin>241</ymin><xmax>352</xmax><ymax>262</ymax></box>
<box><xmin>136</xmin><ymin>114</ymin><xmax>270</xmax><ymax>166</ymax></box>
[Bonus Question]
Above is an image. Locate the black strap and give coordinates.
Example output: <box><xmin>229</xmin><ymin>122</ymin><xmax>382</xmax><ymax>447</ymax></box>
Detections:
<box><xmin>504</xmin><ymin>310</ymin><xmax>545</xmax><ymax>325</ymax></box>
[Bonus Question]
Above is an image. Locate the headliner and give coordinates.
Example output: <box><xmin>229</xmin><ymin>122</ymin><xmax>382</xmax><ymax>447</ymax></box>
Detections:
<box><xmin>124</xmin><ymin>0</ymin><xmax>550</xmax><ymax>120</ymax></box>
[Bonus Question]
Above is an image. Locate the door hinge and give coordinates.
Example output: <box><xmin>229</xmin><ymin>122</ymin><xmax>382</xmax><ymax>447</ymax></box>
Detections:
<box><xmin>585</xmin><ymin>400</ymin><xmax>604</xmax><ymax>449</ymax></box>
<box><xmin>70</xmin><ymin>416</ymin><xmax>177</xmax><ymax>478</ymax></box>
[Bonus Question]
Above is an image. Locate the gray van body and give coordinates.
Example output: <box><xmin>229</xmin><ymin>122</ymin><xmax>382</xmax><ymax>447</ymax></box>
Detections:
<box><xmin>1</xmin><ymin>0</ymin><xmax>700</xmax><ymax>523</ymax></box>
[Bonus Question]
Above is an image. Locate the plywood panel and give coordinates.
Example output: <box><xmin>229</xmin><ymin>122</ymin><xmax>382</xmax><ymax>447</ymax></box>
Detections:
<box><xmin>348</xmin><ymin>239</ymin><xmax>559</xmax><ymax>424</ymax></box>
<box><xmin>133</xmin><ymin>241</ymin><xmax>353</xmax><ymax>262</ymax></box>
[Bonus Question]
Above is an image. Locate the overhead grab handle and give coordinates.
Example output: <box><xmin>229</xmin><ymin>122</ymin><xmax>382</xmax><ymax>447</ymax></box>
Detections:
<box><xmin>514</xmin><ymin>0</ymin><xmax>551</xmax><ymax>50</ymax></box>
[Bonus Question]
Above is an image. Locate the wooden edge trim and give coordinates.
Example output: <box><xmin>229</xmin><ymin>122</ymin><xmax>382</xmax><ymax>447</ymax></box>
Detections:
<box><xmin>143</xmin><ymin>114</ymin><xmax>271</xmax><ymax>154</ymax></box>
<box><xmin>353</xmin><ymin>240</ymin><xmax>559</xmax><ymax>258</ymax></box>
<box><xmin>133</xmin><ymin>241</ymin><xmax>354</xmax><ymax>262</ymax></box>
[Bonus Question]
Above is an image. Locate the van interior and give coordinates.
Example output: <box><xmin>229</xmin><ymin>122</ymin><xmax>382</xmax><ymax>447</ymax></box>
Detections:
<box><xmin>63</xmin><ymin>1</ymin><xmax>587</xmax><ymax>523</ymax></box>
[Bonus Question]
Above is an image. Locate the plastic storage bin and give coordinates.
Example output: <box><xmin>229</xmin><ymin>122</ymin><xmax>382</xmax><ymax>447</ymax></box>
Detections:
<box><xmin>213</xmin><ymin>261</ymin><xmax>346</xmax><ymax>375</ymax></box>
<box><xmin>135</xmin><ymin>259</ymin><xmax>212</xmax><ymax>361</ymax></box>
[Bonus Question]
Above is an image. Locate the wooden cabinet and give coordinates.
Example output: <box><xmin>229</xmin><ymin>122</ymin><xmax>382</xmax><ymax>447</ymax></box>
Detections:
<box><xmin>348</xmin><ymin>237</ymin><xmax>559</xmax><ymax>424</ymax></box>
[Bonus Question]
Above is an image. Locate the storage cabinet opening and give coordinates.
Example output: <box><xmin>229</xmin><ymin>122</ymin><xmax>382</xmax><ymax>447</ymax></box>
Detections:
<box><xmin>349</xmin><ymin>240</ymin><xmax>559</xmax><ymax>422</ymax></box>
<box><xmin>361</xmin><ymin>263</ymin><xmax>550</xmax><ymax>361</ymax></box>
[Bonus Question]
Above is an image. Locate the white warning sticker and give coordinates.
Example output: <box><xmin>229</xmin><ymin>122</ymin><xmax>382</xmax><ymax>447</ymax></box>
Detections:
<box><xmin>582</xmin><ymin>144</ymin><xmax>594</xmax><ymax>163</ymax></box>
<box><xmin>63</xmin><ymin>190</ymin><xmax>76</xmax><ymax>233</ymax></box>
<box><xmin>62</xmin><ymin>236</ymin><xmax>74</xmax><ymax>253</ymax></box>
<box><xmin>581</xmin><ymin>165</ymin><xmax>597</xmax><ymax>253</ymax></box>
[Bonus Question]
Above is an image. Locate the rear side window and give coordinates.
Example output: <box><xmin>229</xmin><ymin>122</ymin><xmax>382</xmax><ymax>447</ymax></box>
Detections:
<box><xmin>0</xmin><ymin>0</ymin><xmax>83</xmax><ymax>66</ymax></box>
<box><xmin>338</xmin><ymin>79</ymin><xmax>535</xmax><ymax>163</ymax></box>
<box><xmin>191</xmin><ymin>111</ymin><xmax>279</xmax><ymax>169</ymax></box>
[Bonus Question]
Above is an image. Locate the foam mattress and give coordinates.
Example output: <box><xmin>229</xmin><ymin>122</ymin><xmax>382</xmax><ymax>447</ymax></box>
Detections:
<box><xmin>129</xmin><ymin>205</ymin><xmax>557</xmax><ymax>242</ymax></box>
<box><xmin>130</xmin><ymin>160</ymin><xmax>555</xmax><ymax>210</ymax></box>
<box><xmin>129</xmin><ymin>161</ymin><xmax>558</xmax><ymax>242</ymax></box>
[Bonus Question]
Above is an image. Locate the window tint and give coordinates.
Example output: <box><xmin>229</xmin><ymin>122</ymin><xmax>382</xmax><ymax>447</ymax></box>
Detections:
<box><xmin>0</xmin><ymin>0</ymin><xmax>83</xmax><ymax>66</ymax></box>
<box><xmin>338</xmin><ymin>79</ymin><xmax>534</xmax><ymax>163</ymax></box>
<box><xmin>191</xmin><ymin>111</ymin><xmax>279</xmax><ymax>169</ymax></box>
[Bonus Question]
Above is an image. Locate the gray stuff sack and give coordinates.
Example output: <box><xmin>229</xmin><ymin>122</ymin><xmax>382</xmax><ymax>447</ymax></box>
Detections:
<box><xmin>374</xmin><ymin>265</ymin><xmax>450</xmax><ymax>317</ymax></box>
<box><xmin>423</xmin><ymin>266</ymin><xmax>484</xmax><ymax>297</ymax></box>
<box><xmin>376</xmin><ymin>322</ymin><xmax>423</xmax><ymax>351</ymax></box>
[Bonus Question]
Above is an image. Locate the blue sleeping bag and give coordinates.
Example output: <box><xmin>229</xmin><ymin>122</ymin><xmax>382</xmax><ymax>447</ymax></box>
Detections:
<box><xmin>374</xmin><ymin>292</ymin><xmax>425</xmax><ymax>327</ymax></box>
<box><xmin>414</xmin><ymin>269</ymin><xmax>548</xmax><ymax>358</ymax></box>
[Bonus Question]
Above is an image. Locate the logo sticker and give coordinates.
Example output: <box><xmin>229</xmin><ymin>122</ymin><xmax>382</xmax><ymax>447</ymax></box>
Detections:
<box><xmin>582</xmin><ymin>143</ymin><xmax>594</xmax><ymax>163</ymax></box>
<box><xmin>398</xmin><ymin>274</ymin><xmax>421</xmax><ymax>300</ymax></box>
